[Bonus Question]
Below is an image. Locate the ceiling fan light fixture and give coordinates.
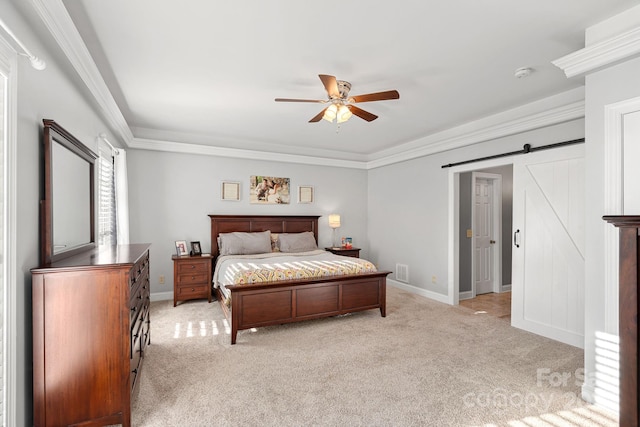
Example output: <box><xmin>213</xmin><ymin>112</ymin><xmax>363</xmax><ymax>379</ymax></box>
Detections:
<box><xmin>323</xmin><ymin>104</ymin><xmax>338</xmax><ymax>122</ymax></box>
<box><xmin>337</xmin><ymin>105</ymin><xmax>352</xmax><ymax>123</ymax></box>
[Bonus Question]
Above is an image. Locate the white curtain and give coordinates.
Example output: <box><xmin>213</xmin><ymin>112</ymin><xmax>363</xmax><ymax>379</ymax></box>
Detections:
<box><xmin>114</xmin><ymin>149</ymin><xmax>130</xmax><ymax>244</ymax></box>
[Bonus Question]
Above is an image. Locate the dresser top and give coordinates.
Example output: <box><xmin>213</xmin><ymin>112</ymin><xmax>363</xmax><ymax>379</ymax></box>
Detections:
<box><xmin>33</xmin><ymin>243</ymin><xmax>150</xmax><ymax>272</ymax></box>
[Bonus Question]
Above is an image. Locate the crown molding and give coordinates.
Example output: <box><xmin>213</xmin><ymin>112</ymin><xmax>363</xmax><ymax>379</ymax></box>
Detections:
<box><xmin>366</xmin><ymin>99</ymin><xmax>585</xmax><ymax>170</ymax></box>
<box><xmin>130</xmin><ymin>137</ymin><xmax>368</xmax><ymax>169</ymax></box>
<box><xmin>30</xmin><ymin>0</ymin><xmax>133</xmax><ymax>145</ymax></box>
<box><xmin>33</xmin><ymin>0</ymin><xmax>586</xmax><ymax>170</ymax></box>
<box><xmin>552</xmin><ymin>26</ymin><xmax>640</xmax><ymax>78</ymax></box>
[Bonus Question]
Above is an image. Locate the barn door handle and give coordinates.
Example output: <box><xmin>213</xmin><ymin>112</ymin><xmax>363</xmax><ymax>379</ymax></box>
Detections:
<box><xmin>514</xmin><ymin>229</ymin><xmax>520</xmax><ymax>248</ymax></box>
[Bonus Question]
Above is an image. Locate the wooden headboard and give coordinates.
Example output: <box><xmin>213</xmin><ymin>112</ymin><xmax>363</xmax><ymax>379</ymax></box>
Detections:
<box><xmin>209</xmin><ymin>215</ymin><xmax>320</xmax><ymax>259</ymax></box>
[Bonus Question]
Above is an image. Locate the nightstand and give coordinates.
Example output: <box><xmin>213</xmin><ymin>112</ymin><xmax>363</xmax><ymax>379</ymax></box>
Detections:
<box><xmin>325</xmin><ymin>247</ymin><xmax>361</xmax><ymax>258</ymax></box>
<box><xmin>172</xmin><ymin>254</ymin><xmax>213</xmax><ymax>306</ymax></box>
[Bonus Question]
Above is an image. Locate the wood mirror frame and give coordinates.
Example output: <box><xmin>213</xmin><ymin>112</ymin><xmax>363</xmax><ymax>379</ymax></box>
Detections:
<box><xmin>41</xmin><ymin>119</ymin><xmax>98</xmax><ymax>265</ymax></box>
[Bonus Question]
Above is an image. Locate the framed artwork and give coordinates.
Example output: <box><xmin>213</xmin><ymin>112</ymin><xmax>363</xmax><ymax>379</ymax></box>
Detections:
<box><xmin>190</xmin><ymin>241</ymin><xmax>202</xmax><ymax>256</ymax></box>
<box><xmin>221</xmin><ymin>181</ymin><xmax>241</xmax><ymax>201</ymax></box>
<box><xmin>250</xmin><ymin>176</ymin><xmax>290</xmax><ymax>204</ymax></box>
<box><xmin>298</xmin><ymin>185</ymin><xmax>314</xmax><ymax>203</ymax></box>
<box><xmin>175</xmin><ymin>240</ymin><xmax>188</xmax><ymax>256</ymax></box>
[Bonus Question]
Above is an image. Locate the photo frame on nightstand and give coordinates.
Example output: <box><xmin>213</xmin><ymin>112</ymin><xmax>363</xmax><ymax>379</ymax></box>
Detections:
<box><xmin>190</xmin><ymin>241</ymin><xmax>202</xmax><ymax>256</ymax></box>
<box><xmin>175</xmin><ymin>240</ymin><xmax>188</xmax><ymax>256</ymax></box>
<box><xmin>221</xmin><ymin>181</ymin><xmax>241</xmax><ymax>201</ymax></box>
<box><xmin>298</xmin><ymin>185</ymin><xmax>314</xmax><ymax>203</ymax></box>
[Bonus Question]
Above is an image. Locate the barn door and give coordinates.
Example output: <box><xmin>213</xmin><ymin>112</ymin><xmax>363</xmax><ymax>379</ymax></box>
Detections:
<box><xmin>511</xmin><ymin>144</ymin><xmax>585</xmax><ymax>347</ymax></box>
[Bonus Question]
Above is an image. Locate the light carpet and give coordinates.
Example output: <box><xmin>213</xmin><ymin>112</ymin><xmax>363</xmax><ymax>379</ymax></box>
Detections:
<box><xmin>131</xmin><ymin>286</ymin><xmax>617</xmax><ymax>426</ymax></box>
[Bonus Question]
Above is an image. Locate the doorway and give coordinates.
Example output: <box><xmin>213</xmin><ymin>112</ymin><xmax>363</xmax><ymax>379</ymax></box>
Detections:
<box><xmin>455</xmin><ymin>165</ymin><xmax>513</xmax><ymax>304</ymax></box>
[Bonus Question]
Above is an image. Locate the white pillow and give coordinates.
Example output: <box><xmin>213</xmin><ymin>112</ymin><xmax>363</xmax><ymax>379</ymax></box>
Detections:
<box><xmin>278</xmin><ymin>231</ymin><xmax>317</xmax><ymax>253</ymax></box>
<box><xmin>218</xmin><ymin>231</ymin><xmax>271</xmax><ymax>255</ymax></box>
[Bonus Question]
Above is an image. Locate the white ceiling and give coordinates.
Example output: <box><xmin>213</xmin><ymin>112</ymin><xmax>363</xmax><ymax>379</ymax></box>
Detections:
<box><xmin>45</xmin><ymin>1</ymin><xmax>639</xmax><ymax>163</ymax></box>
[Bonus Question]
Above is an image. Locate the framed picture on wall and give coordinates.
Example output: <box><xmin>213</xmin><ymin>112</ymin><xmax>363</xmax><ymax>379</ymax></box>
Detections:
<box><xmin>250</xmin><ymin>176</ymin><xmax>290</xmax><ymax>204</ymax></box>
<box><xmin>298</xmin><ymin>185</ymin><xmax>314</xmax><ymax>203</ymax></box>
<box><xmin>221</xmin><ymin>181</ymin><xmax>241</xmax><ymax>201</ymax></box>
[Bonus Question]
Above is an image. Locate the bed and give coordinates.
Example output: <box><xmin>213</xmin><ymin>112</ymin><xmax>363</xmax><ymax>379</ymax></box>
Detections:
<box><xmin>210</xmin><ymin>215</ymin><xmax>391</xmax><ymax>344</ymax></box>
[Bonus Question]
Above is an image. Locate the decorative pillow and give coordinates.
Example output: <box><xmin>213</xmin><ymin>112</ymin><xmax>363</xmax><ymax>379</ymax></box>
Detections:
<box><xmin>270</xmin><ymin>233</ymin><xmax>280</xmax><ymax>252</ymax></box>
<box><xmin>278</xmin><ymin>231</ymin><xmax>318</xmax><ymax>253</ymax></box>
<box><xmin>218</xmin><ymin>231</ymin><xmax>272</xmax><ymax>255</ymax></box>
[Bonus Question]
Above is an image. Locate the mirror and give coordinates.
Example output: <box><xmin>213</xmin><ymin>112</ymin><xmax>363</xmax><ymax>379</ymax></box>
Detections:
<box><xmin>41</xmin><ymin>119</ymin><xmax>97</xmax><ymax>265</ymax></box>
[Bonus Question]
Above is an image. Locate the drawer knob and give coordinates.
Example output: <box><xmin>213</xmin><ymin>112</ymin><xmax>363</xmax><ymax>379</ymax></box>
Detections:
<box><xmin>191</xmin><ymin>288</ymin><xmax>195</xmax><ymax>291</ymax></box>
<box><xmin>191</xmin><ymin>265</ymin><xmax>195</xmax><ymax>269</ymax></box>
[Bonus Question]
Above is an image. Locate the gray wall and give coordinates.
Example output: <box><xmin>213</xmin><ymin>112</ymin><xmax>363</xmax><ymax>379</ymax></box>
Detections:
<box><xmin>127</xmin><ymin>149</ymin><xmax>369</xmax><ymax>297</ymax></box>
<box><xmin>3</xmin><ymin>1</ymin><xmax>125</xmax><ymax>424</ymax></box>
<box><xmin>367</xmin><ymin>119</ymin><xmax>584</xmax><ymax>297</ymax></box>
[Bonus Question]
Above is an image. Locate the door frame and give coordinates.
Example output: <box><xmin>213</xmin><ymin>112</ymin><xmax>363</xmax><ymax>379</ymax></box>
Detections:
<box><xmin>471</xmin><ymin>172</ymin><xmax>502</xmax><ymax>297</ymax></box>
<box><xmin>448</xmin><ymin>158</ymin><xmax>512</xmax><ymax>305</ymax></box>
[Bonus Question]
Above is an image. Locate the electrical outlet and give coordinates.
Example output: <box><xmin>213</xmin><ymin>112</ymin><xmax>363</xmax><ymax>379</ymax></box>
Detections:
<box><xmin>159</xmin><ymin>275</ymin><xmax>165</xmax><ymax>284</ymax></box>
<box><xmin>431</xmin><ymin>275</ymin><xmax>437</xmax><ymax>284</ymax></box>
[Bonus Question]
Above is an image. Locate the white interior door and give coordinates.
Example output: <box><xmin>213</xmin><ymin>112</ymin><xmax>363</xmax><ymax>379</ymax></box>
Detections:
<box><xmin>512</xmin><ymin>144</ymin><xmax>585</xmax><ymax>347</ymax></box>
<box><xmin>474</xmin><ymin>178</ymin><xmax>493</xmax><ymax>295</ymax></box>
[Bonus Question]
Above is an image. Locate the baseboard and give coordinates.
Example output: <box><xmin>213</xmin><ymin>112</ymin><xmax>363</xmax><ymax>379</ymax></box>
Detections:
<box><xmin>151</xmin><ymin>291</ymin><xmax>173</xmax><ymax>302</ymax></box>
<box><xmin>582</xmin><ymin>382</ymin><xmax>619</xmax><ymax>414</ymax></box>
<box><xmin>501</xmin><ymin>284</ymin><xmax>512</xmax><ymax>292</ymax></box>
<box><xmin>388</xmin><ymin>279</ymin><xmax>450</xmax><ymax>304</ymax></box>
<box><xmin>459</xmin><ymin>291</ymin><xmax>473</xmax><ymax>300</ymax></box>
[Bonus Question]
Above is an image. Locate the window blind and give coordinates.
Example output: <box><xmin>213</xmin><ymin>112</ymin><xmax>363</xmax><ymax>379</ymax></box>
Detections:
<box><xmin>98</xmin><ymin>142</ymin><xmax>116</xmax><ymax>246</ymax></box>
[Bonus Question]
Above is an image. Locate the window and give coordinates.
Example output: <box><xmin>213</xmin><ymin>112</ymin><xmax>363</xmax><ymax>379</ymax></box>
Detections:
<box><xmin>98</xmin><ymin>142</ymin><xmax>116</xmax><ymax>245</ymax></box>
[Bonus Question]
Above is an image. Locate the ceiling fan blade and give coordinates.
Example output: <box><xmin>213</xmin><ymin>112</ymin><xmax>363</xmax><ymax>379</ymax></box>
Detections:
<box><xmin>275</xmin><ymin>98</ymin><xmax>325</xmax><ymax>103</ymax></box>
<box><xmin>319</xmin><ymin>74</ymin><xmax>340</xmax><ymax>99</ymax></box>
<box><xmin>309</xmin><ymin>108</ymin><xmax>327</xmax><ymax>123</ymax></box>
<box><xmin>349</xmin><ymin>90</ymin><xmax>400</xmax><ymax>103</ymax></box>
<box><xmin>349</xmin><ymin>105</ymin><xmax>378</xmax><ymax>122</ymax></box>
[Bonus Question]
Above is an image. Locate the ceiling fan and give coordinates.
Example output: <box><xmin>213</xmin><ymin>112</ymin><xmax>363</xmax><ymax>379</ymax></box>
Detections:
<box><xmin>275</xmin><ymin>74</ymin><xmax>400</xmax><ymax>123</ymax></box>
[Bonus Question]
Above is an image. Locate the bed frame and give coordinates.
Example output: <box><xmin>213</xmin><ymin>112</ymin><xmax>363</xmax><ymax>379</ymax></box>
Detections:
<box><xmin>210</xmin><ymin>215</ymin><xmax>390</xmax><ymax>344</ymax></box>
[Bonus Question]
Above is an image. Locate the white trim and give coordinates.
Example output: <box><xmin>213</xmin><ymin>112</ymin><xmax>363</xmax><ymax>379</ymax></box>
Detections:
<box><xmin>30</xmin><ymin>0</ymin><xmax>133</xmax><ymax>146</ymax></box>
<box><xmin>367</xmin><ymin>98</ymin><xmax>584</xmax><ymax>169</ymax></box>
<box><xmin>150</xmin><ymin>291</ymin><xmax>173</xmax><ymax>302</ymax></box>
<box><xmin>448</xmin><ymin>156</ymin><xmax>516</xmax><ymax>306</ymax></box>
<box><xmin>32</xmin><ymin>1</ymin><xmax>586</xmax><ymax>170</ymax></box>
<box><xmin>501</xmin><ymin>284</ymin><xmax>512</xmax><ymax>292</ymax></box>
<box><xmin>602</xmin><ymin>96</ymin><xmax>640</xmax><ymax>334</ymax></box>
<box><xmin>553</xmin><ymin>26</ymin><xmax>640</xmax><ymax>78</ymax></box>
<box><xmin>0</xmin><ymin>34</ymin><xmax>18</xmax><ymax>427</ymax></box>
<box><xmin>387</xmin><ymin>279</ymin><xmax>450</xmax><ymax>304</ymax></box>
<box><xmin>458</xmin><ymin>291</ymin><xmax>473</xmax><ymax>301</ymax></box>
<box><xmin>131</xmin><ymin>137</ymin><xmax>369</xmax><ymax>169</ymax></box>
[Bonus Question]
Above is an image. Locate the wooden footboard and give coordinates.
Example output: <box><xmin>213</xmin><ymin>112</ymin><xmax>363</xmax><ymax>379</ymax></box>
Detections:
<box><xmin>219</xmin><ymin>271</ymin><xmax>389</xmax><ymax>344</ymax></box>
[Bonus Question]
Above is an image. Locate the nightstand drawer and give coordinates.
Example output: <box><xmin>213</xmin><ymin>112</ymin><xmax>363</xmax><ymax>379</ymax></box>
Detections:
<box><xmin>177</xmin><ymin>284</ymin><xmax>208</xmax><ymax>297</ymax></box>
<box><xmin>177</xmin><ymin>261</ymin><xmax>208</xmax><ymax>274</ymax></box>
<box><xmin>177</xmin><ymin>272</ymin><xmax>208</xmax><ymax>285</ymax></box>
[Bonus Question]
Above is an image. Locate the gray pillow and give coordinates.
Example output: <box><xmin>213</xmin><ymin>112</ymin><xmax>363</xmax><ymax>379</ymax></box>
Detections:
<box><xmin>278</xmin><ymin>231</ymin><xmax>317</xmax><ymax>253</ymax></box>
<box><xmin>218</xmin><ymin>231</ymin><xmax>272</xmax><ymax>255</ymax></box>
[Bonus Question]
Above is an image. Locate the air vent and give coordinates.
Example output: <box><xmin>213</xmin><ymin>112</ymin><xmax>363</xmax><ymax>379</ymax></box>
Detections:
<box><xmin>396</xmin><ymin>264</ymin><xmax>409</xmax><ymax>283</ymax></box>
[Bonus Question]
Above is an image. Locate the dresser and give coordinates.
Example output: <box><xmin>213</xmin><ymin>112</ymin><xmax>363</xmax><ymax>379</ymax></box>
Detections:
<box><xmin>31</xmin><ymin>244</ymin><xmax>151</xmax><ymax>427</ymax></box>
<box><xmin>172</xmin><ymin>254</ymin><xmax>213</xmax><ymax>306</ymax></box>
<box><xmin>603</xmin><ymin>216</ymin><xmax>639</xmax><ymax>426</ymax></box>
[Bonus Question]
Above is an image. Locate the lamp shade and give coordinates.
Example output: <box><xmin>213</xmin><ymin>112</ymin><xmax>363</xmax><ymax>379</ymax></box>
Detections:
<box><xmin>328</xmin><ymin>214</ymin><xmax>341</xmax><ymax>229</ymax></box>
<box><xmin>337</xmin><ymin>105</ymin><xmax>352</xmax><ymax>123</ymax></box>
<box><xmin>322</xmin><ymin>104</ymin><xmax>338</xmax><ymax>122</ymax></box>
